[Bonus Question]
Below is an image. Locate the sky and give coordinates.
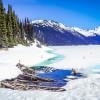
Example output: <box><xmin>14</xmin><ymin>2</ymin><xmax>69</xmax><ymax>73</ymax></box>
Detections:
<box><xmin>3</xmin><ymin>0</ymin><xmax>100</xmax><ymax>29</ymax></box>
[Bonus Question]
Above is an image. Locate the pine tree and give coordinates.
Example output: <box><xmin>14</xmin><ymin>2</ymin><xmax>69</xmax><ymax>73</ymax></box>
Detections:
<box><xmin>24</xmin><ymin>18</ymin><xmax>34</xmax><ymax>42</ymax></box>
<box><xmin>20</xmin><ymin>21</ymin><xmax>25</xmax><ymax>39</ymax></box>
<box><xmin>11</xmin><ymin>11</ymin><xmax>19</xmax><ymax>44</ymax></box>
<box><xmin>6</xmin><ymin>4</ymin><xmax>14</xmax><ymax>47</ymax></box>
<box><xmin>0</xmin><ymin>0</ymin><xmax>8</xmax><ymax>47</ymax></box>
<box><xmin>0</xmin><ymin>0</ymin><xmax>34</xmax><ymax>47</ymax></box>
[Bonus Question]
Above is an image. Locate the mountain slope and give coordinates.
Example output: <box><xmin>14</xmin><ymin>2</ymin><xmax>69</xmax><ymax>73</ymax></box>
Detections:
<box><xmin>31</xmin><ymin>20</ymin><xmax>100</xmax><ymax>45</ymax></box>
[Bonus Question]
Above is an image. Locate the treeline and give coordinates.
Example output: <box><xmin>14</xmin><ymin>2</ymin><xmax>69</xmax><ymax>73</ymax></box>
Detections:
<box><xmin>0</xmin><ymin>0</ymin><xmax>34</xmax><ymax>48</ymax></box>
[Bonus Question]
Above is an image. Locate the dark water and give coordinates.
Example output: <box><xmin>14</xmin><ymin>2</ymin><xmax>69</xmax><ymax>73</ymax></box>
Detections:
<box><xmin>36</xmin><ymin>68</ymin><xmax>84</xmax><ymax>87</ymax></box>
<box><xmin>38</xmin><ymin>69</ymin><xmax>72</xmax><ymax>80</ymax></box>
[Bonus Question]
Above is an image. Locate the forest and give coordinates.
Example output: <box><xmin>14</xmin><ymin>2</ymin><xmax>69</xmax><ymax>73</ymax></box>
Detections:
<box><xmin>0</xmin><ymin>0</ymin><xmax>34</xmax><ymax>48</ymax></box>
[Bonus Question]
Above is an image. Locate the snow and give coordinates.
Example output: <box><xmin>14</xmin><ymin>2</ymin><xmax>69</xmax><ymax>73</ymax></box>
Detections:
<box><xmin>73</xmin><ymin>27</ymin><xmax>93</xmax><ymax>36</ymax></box>
<box><xmin>0</xmin><ymin>45</ymin><xmax>100</xmax><ymax>100</ymax></box>
<box><xmin>49</xmin><ymin>45</ymin><xmax>100</xmax><ymax>70</ymax></box>
<box><xmin>89</xmin><ymin>26</ymin><xmax>100</xmax><ymax>35</ymax></box>
<box><xmin>32</xmin><ymin>20</ymin><xmax>64</xmax><ymax>33</ymax></box>
<box><xmin>0</xmin><ymin>76</ymin><xmax>100</xmax><ymax>100</ymax></box>
<box><xmin>31</xmin><ymin>20</ymin><xmax>44</xmax><ymax>24</ymax></box>
<box><xmin>75</xmin><ymin>26</ymin><xmax>100</xmax><ymax>37</ymax></box>
<box><xmin>0</xmin><ymin>43</ymin><xmax>54</xmax><ymax>81</ymax></box>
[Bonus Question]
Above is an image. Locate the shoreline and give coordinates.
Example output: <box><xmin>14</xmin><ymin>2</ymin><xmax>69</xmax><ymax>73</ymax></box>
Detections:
<box><xmin>34</xmin><ymin>49</ymin><xmax>64</xmax><ymax>67</ymax></box>
<box><xmin>0</xmin><ymin>44</ymin><xmax>54</xmax><ymax>81</ymax></box>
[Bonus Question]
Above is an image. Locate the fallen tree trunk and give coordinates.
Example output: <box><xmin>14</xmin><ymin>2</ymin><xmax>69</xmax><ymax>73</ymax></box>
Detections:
<box><xmin>27</xmin><ymin>74</ymin><xmax>54</xmax><ymax>82</ymax></box>
<box><xmin>16</xmin><ymin>63</ymin><xmax>36</xmax><ymax>75</ymax></box>
<box><xmin>16</xmin><ymin>63</ymin><xmax>55</xmax><ymax>82</ymax></box>
<box><xmin>17</xmin><ymin>74</ymin><xmax>54</xmax><ymax>82</ymax></box>
<box><xmin>0</xmin><ymin>81</ymin><xmax>66</xmax><ymax>92</ymax></box>
<box><xmin>28</xmin><ymin>84</ymin><xmax>66</xmax><ymax>92</ymax></box>
<box><xmin>0</xmin><ymin>82</ymin><xmax>15</xmax><ymax>89</ymax></box>
<box><xmin>0</xmin><ymin>63</ymin><xmax>66</xmax><ymax>92</ymax></box>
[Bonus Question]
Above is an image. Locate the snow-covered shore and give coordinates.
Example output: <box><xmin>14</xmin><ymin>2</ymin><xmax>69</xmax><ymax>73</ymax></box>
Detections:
<box><xmin>0</xmin><ymin>76</ymin><xmax>100</xmax><ymax>100</ymax></box>
<box><xmin>0</xmin><ymin>44</ymin><xmax>54</xmax><ymax>81</ymax></box>
<box><xmin>0</xmin><ymin>45</ymin><xmax>100</xmax><ymax>100</ymax></box>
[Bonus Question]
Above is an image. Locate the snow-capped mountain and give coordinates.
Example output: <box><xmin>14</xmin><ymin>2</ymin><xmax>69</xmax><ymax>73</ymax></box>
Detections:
<box><xmin>31</xmin><ymin>20</ymin><xmax>100</xmax><ymax>45</ymax></box>
<box><xmin>89</xmin><ymin>27</ymin><xmax>100</xmax><ymax>35</ymax></box>
<box><xmin>73</xmin><ymin>27</ymin><xmax>100</xmax><ymax>37</ymax></box>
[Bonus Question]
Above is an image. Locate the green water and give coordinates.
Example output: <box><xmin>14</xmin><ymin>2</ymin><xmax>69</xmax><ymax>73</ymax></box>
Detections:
<box><xmin>33</xmin><ymin>50</ymin><xmax>64</xmax><ymax>67</ymax></box>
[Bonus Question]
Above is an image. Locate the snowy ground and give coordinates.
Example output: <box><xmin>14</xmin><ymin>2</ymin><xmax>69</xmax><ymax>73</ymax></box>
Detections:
<box><xmin>50</xmin><ymin>45</ymin><xmax>100</xmax><ymax>69</ymax></box>
<box><xmin>0</xmin><ymin>45</ymin><xmax>100</xmax><ymax>100</ymax></box>
<box><xmin>0</xmin><ymin>43</ymin><xmax>54</xmax><ymax>81</ymax></box>
<box><xmin>0</xmin><ymin>76</ymin><xmax>100</xmax><ymax>100</ymax></box>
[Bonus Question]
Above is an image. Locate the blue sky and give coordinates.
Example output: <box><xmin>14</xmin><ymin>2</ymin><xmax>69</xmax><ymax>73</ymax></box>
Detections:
<box><xmin>3</xmin><ymin>0</ymin><xmax>100</xmax><ymax>29</ymax></box>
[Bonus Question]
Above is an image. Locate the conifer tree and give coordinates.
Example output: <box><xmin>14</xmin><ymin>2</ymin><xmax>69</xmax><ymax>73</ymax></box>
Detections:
<box><xmin>6</xmin><ymin>4</ymin><xmax>13</xmax><ymax>47</ymax></box>
<box><xmin>0</xmin><ymin>0</ymin><xmax>8</xmax><ymax>47</ymax></box>
<box><xmin>24</xmin><ymin>18</ymin><xmax>34</xmax><ymax>42</ymax></box>
<box><xmin>11</xmin><ymin>11</ymin><xmax>19</xmax><ymax>44</ymax></box>
<box><xmin>0</xmin><ymin>0</ymin><xmax>34</xmax><ymax>47</ymax></box>
<box><xmin>20</xmin><ymin>21</ymin><xmax>25</xmax><ymax>40</ymax></box>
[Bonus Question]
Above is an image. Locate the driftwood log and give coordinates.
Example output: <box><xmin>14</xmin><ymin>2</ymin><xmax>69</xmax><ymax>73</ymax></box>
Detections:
<box><xmin>0</xmin><ymin>63</ymin><xmax>66</xmax><ymax>92</ymax></box>
<box><xmin>16</xmin><ymin>63</ymin><xmax>55</xmax><ymax>82</ymax></box>
<box><xmin>16</xmin><ymin>63</ymin><xmax>35</xmax><ymax>75</ymax></box>
<box><xmin>0</xmin><ymin>80</ymin><xmax>66</xmax><ymax>92</ymax></box>
<box><xmin>17</xmin><ymin>74</ymin><xmax>54</xmax><ymax>82</ymax></box>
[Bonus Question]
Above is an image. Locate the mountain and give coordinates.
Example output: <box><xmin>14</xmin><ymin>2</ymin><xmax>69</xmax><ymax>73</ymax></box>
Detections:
<box><xmin>31</xmin><ymin>20</ymin><xmax>100</xmax><ymax>45</ymax></box>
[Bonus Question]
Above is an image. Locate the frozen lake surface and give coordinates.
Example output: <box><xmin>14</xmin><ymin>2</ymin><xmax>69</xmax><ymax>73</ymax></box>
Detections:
<box><xmin>0</xmin><ymin>45</ymin><xmax>100</xmax><ymax>100</ymax></box>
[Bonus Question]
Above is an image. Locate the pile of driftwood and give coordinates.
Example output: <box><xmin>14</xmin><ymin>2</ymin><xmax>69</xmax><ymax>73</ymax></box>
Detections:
<box><xmin>0</xmin><ymin>63</ymin><xmax>66</xmax><ymax>92</ymax></box>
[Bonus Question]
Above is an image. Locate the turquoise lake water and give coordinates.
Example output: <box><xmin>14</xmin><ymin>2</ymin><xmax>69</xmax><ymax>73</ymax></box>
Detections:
<box><xmin>87</xmin><ymin>65</ymin><xmax>100</xmax><ymax>74</ymax></box>
<box><xmin>34</xmin><ymin>50</ymin><xmax>65</xmax><ymax>66</ymax></box>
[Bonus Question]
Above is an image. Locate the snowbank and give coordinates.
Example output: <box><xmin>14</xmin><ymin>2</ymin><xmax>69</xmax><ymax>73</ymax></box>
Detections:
<box><xmin>0</xmin><ymin>76</ymin><xmax>100</xmax><ymax>100</ymax></box>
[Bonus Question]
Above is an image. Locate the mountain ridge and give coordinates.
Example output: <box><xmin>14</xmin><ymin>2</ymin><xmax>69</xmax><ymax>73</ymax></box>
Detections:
<box><xmin>32</xmin><ymin>20</ymin><xmax>100</xmax><ymax>36</ymax></box>
<box><xmin>31</xmin><ymin>20</ymin><xmax>100</xmax><ymax>45</ymax></box>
